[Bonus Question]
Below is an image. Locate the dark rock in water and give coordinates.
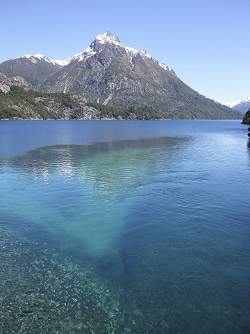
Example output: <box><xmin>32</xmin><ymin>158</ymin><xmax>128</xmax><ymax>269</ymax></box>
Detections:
<box><xmin>242</xmin><ymin>109</ymin><xmax>250</xmax><ymax>124</ymax></box>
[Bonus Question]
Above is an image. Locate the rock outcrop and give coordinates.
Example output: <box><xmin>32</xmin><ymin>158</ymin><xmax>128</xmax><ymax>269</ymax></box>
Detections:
<box><xmin>242</xmin><ymin>109</ymin><xmax>250</xmax><ymax>124</ymax></box>
<box><xmin>0</xmin><ymin>73</ymin><xmax>30</xmax><ymax>93</ymax></box>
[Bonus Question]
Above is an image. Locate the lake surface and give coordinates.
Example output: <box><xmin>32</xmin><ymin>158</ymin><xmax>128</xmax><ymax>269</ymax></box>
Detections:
<box><xmin>0</xmin><ymin>120</ymin><xmax>249</xmax><ymax>333</ymax></box>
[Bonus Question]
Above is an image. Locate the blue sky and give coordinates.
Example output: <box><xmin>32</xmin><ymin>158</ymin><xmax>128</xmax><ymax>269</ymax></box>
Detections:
<box><xmin>1</xmin><ymin>0</ymin><xmax>249</xmax><ymax>103</ymax></box>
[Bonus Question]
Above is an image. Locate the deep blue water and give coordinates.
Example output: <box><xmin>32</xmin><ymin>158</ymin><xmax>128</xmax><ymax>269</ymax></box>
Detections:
<box><xmin>0</xmin><ymin>120</ymin><xmax>249</xmax><ymax>333</ymax></box>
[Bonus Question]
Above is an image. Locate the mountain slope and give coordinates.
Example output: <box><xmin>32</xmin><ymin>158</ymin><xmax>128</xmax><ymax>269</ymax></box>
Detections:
<box><xmin>40</xmin><ymin>32</ymin><xmax>240</xmax><ymax>119</ymax></box>
<box><xmin>0</xmin><ymin>54</ymin><xmax>62</xmax><ymax>89</ymax></box>
<box><xmin>0</xmin><ymin>84</ymin><xmax>102</xmax><ymax>120</ymax></box>
<box><xmin>0</xmin><ymin>76</ymin><xmax>163</xmax><ymax>120</ymax></box>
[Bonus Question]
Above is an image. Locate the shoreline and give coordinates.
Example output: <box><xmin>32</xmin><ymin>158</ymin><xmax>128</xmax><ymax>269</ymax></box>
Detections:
<box><xmin>0</xmin><ymin>118</ymin><xmax>242</xmax><ymax>122</ymax></box>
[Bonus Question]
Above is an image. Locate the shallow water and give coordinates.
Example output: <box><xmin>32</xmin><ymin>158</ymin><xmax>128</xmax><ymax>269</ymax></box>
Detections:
<box><xmin>0</xmin><ymin>120</ymin><xmax>249</xmax><ymax>333</ymax></box>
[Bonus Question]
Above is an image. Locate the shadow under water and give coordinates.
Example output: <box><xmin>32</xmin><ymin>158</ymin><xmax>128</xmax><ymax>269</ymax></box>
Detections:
<box><xmin>0</xmin><ymin>137</ymin><xmax>188</xmax><ymax>264</ymax></box>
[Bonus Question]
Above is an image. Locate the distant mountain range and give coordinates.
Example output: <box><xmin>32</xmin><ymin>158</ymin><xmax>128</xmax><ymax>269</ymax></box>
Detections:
<box><xmin>0</xmin><ymin>32</ymin><xmax>241</xmax><ymax>120</ymax></box>
<box><xmin>227</xmin><ymin>97</ymin><xmax>250</xmax><ymax>113</ymax></box>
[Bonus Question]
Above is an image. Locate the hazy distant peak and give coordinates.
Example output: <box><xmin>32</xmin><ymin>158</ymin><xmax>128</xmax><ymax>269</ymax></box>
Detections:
<box><xmin>225</xmin><ymin>96</ymin><xmax>250</xmax><ymax>113</ymax></box>
<box><xmin>224</xmin><ymin>97</ymin><xmax>250</xmax><ymax>108</ymax></box>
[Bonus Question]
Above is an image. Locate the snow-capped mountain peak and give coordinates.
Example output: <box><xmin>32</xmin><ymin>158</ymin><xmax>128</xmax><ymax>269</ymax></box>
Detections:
<box><xmin>0</xmin><ymin>32</ymin><xmax>240</xmax><ymax>120</ymax></box>
<box><xmin>70</xmin><ymin>32</ymin><xmax>149</xmax><ymax>63</ymax></box>
<box><xmin>92</xmin><ymin>32</ymin><xmax>153</xmax><ymax>59</ymax></box>
<box><xmin>95</xmin><ymin>32</ymin><xmax>121</xmax><ymax>45</ymax></box>
<box><xmin>68</xmin><ymin>31</ymin><xmax>176</xmax><ymax>74</ymax></box>
<box><xmin>7</xmin><ymin>32</ymin><xmax>175</xmax><ymax>74</ymax></box>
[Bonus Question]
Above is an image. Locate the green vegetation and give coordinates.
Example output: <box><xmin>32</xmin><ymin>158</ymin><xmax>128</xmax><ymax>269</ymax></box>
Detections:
<box><xmin>0</xmin><ymin>86</ymin><xmax>55</xmax><ymax>119</ymax></box>
<box><xmin>0</xmin><ymin>87</ymin><xmax>89</xmax><ymax>120</ymax></box>
<box><xmin>0</xmin><ymin>86</ymin><xmax>166</xmax><ymax>120</ymax></box>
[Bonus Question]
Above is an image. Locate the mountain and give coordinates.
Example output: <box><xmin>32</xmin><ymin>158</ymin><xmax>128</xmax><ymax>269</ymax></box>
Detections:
<box><xmin>0</xmin><ymin>32</ymin><xmax>241</xmax><ymax>119</ymax></box>
<box><xmin>228</xmin><ymin>97</ymin><xmax>250</xmax><ymax>113</ymax></box>
<box><xmin>0</xmin><ymin>54</ymin><xmax>63</xmax><ymax>89</ymax></box>
<box><xmin>40</xmin><ymin>32</ymin><xmax>240</xmax><ymax>119</ymax></box>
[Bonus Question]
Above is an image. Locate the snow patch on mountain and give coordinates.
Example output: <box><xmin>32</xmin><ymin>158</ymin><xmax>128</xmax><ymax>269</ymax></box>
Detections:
<box><xmin>159</xmin><ymin>63</ymin><xmax>170</xmax><ymax>71</ymax></box>
<box><xmin>20</xmin><ymin>54</ymin><xmax>70</xmax><ymax>66</ymax></box>
<box><xmin>95</xmin><ymin>32</ymin><xmax>121</xmax><ymax>46</ymax></box>
<box><xmin>21</xmin><ymin>53</ymin><xmax>48</xmax><ymax>60</ymax></box>
<box><xmin>71</xmin><ymin>47</ymin><xmax>96</xmax><ymax>62</ymax></box>
<box><xmin>20</xmin><ymin>54</ymin><xmax>52</xmax><ymax>64</ymax></box>
<box><xmin>53</xmin><ymin>59</ymin><xmax>70</xmax><ymax>66</ymax></box>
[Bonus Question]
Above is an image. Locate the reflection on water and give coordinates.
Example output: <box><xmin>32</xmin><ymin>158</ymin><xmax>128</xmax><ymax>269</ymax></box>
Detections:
<box><xmin>0</xmin><ymin>122</ymin><xmax>250</xmax><ymax>333</ymax></box>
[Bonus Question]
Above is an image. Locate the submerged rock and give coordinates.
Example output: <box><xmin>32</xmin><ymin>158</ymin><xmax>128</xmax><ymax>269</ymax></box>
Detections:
<box><xmin>0</xmin><ymin>224</ymin><xmax>122</xmax><ymax>334</ymax></box>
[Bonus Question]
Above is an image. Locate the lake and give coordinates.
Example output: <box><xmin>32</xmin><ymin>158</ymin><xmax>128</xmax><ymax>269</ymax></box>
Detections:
<box><xmin>0</xmin><ymin>120</ymin><xmax>249</xmax><ymax>333</ymax></box>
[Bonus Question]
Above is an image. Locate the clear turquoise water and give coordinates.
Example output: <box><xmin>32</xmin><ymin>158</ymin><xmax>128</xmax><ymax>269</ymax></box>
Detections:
<box><xmin>0</xmin><ymin>120</ymin><xmax>249</xmax><ymax>333</ymax></box>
